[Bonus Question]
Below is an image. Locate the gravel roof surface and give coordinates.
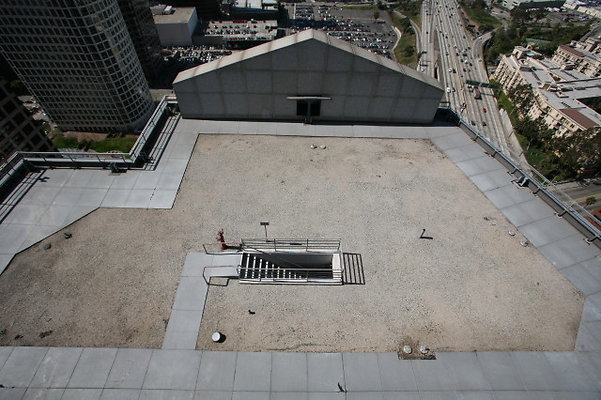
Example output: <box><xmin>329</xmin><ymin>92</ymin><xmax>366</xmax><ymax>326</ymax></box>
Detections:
<box><xmin>0</xmin><ymin>135</ymin><xmax>583</xmax><ymax>350</ymax></box>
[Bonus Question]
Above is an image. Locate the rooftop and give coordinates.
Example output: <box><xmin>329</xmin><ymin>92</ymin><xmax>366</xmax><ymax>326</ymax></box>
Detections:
<box><xmin>152</xmin><ymin>7</ymin><xmax>196</xmax><ymax>24</ymax></box>
<box><xmin>234</xmin><ymin>0</ymin><xmax>275</xmax><ymax>9</ymax></box>
<box><xmin>0</xmin><ymin>116</ymin><xmax>599</xmax><ymax>397</ymax></box>
<box><xmin>560</xmin><ymin>107</ymin><xmax>600</xmax><ymax>129</ymax></box>
<box><xmin>559</xmin><ymin>43</ymin><xmax>586</xmax><ymax>57</ymax></box>
<box><xmin>202</xmin><ymin>20</ymin><xmax>278</xmax><ymax>40</ymax></box>
<box><xmin>508</xmin><ymin>54</ymin><xmax>601</xmax><ymax>127</ymax></box>
<box><xmin>0</xmin><ymin>123</ymin><xmax>585</xmax><ymax>351</ymax></box>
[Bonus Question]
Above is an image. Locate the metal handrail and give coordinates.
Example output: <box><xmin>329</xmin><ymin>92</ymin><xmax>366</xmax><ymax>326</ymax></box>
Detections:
<box><xmin>236</xmin><ymin>264</ymin><xmax>337</xmax><ymax>283</ymax></box>
<box><xmin>0</xmin><ymin>152</ymin><xmax>27</xmax><ymax>185</ymax></box>
<box><xmin>0</xmin><ymin>96</ymin><xmax>177</xmax><ymax>205</ymax></box>
<box><xmin>241</xmin><ymin>238</ymin><xmax>341</xmax><ymax>252</ymax></box>
<box><xmin>202</xmin><ymin>265</ymin><xmax>239</xmax><ymax>285</ymax></box>
<box><xmin>439</xmin><ymin>106</ymin><xmax>601</xmax><ymax>244</ymax></box>
<box><xmin>0</xmin><ymin>95</ymin><xmax>175</xmax><ymax>173</ymax></box>
<box><xmin>129</xmin><ymin>95</ymin><xmax>175</xmax><ymax>159</ymax></box>
<box><xmin>237</xmin><ymin>240</ymin><xmax>342</xmax><ymax>283</ymax></box>
<box><xmin>201</xmin><ymin>242</ymin><xmax>242</xmax><ymax>254</ymax></box>
<box><xmin>240</xmin><ymin>244</ymin><xmax>313</xmax><ymax>272</ymax></box>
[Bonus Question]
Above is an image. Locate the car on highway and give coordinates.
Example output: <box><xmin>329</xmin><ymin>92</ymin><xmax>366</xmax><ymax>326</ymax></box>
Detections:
<box><xmin>483</xmin><ymin>121</ymin><xmax>487</xmax><ymax>126</ymax></box>
<box><xmin>483</xmin><ymin>107</ymin><xmax>487</xmax><ymax>113</ymax></box>
<box><xmin>471</xmin><ymin>120</ymin><xmax>476</xmax><ymax>125</ymax></box>
<box><xmin>446</xmin><ymin>87</ymin><xmax>452</xmax><ymax>93</ymax></box>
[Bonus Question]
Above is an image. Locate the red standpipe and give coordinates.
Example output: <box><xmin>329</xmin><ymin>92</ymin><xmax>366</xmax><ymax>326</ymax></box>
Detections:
<box><xmin>217</xmin><ymin>229</ymin><xmax>227</xmax><ymax>250</ymax></box>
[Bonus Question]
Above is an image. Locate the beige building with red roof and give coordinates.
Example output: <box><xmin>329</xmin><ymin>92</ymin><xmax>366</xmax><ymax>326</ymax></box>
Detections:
<box><xmin>493</xmin><ymin>44</ymin><xmax>601</xmax><ymax>137</ymax></box>
<box><xmin>551</xmin><ymin>38</ymin><xmax>601</xmax><ymax>78</ymax></box>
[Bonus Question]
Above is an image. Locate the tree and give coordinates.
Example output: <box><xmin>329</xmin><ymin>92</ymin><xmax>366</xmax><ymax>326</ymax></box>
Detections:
<box><xmin>554</xmin><ymin>128</ymin><xmax>601</xmax><ymax>178</ymax></box>
<box><xmin>533</xmin><ymin>8</ymin><xmax>548</xmax><ymax>21</ymax></box>
<box><xmin>510</xmin><ymin>7</ymin><xmax>531</xmax><ymax>24</ymax></box>
<box><xmin>373</xmin><ymin>10</ymin><xmax>380</xmax><ymax>21</ymax></box>
<box><xmin>397</xmin><ymin>17</ymin><xmax>412</xmax><ymax>34</ymax></box>
<box><xmin>514</xmin><ymin>117</ymin><xmax>540</xmax><ymax>147</ymax></box>
<box><xmin>586</xmin><ymin>196</ymin><xmax>597</xmax><ymax>206</ymax></box>
<box><xmin>507</xmin><ymin>84</ymin><xmax>534</xmax><ymax>116</ymax></box>
<box><xmin>480</xmin><ymin>24</ymin><xmax>494</xmax><ymax>33</ymax></box>
<box><xmin>403</xmin><ymin>45</ymin><xmax>415</xmax><ymax>57</ymax></box>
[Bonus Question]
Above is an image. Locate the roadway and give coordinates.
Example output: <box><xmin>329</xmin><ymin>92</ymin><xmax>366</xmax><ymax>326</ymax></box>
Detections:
<box><xmin>552</xmin><ymin>181</ymin><xmax>601</xmax><ymax>212</ymax></box>
<box><xmin>415</xmin><ymin>3</ymin><xmax>596</xmax><ymax>218</ymax></box>
<box><xmin>417</xmin><ymin>0</ymin><xmax>513</xmax><ymax>155</ymax></box>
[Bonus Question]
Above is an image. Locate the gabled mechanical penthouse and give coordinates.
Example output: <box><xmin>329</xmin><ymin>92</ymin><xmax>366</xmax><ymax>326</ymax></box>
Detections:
<box><xmin>173</xmin><ymin>29</ymin><xmax>444</xmax><ymax>124</ymax></box>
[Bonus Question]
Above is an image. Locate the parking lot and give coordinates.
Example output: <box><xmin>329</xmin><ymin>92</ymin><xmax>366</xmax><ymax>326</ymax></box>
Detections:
<box><xmin>164</xmin><ymin>46</ymin><xmax>233</xmax><ymax>70</ymax></box>
<box><xmin>287</xmin><ymin>3</ymin><xmax>396</xmax><ymax>58</ymax></box>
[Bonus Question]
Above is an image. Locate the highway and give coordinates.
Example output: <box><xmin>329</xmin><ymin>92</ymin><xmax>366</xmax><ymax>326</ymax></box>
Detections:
<box><xmin>552</xmin><ymin>181</ymin><xmax>601</xmax><ymax>212</ymax></box>
<box><xmin>417</xmin><ymin>0</ymin><xmax>512</xmax><ymax>155</ymax></box>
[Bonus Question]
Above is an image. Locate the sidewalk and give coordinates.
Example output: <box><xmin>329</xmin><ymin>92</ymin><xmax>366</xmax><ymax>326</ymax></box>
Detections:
<box><xmin>0</xmin><ymin>346</ymin><xmax>599</xmax><ymax>399</ymax></box>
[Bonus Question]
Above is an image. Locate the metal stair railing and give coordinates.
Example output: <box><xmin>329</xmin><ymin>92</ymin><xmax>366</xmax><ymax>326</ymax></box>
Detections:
<box><xmin>237</xmin><ymin>248</ymin><xmax>337</xmax><ymax>283</ymax></box>
<box><xmin>236</xmin><ymin>264</ymin><xmax>336</xmax><ymax>283</ymax></box>
<box><xmin>241</xmin><ymin>238</ymin><xmax>341</xmax><ymax>252</ymax></box>
<box><xmin>238</xmin><ymin>244</ymin><xmax>310</xmax><ymax>278</ymax></box>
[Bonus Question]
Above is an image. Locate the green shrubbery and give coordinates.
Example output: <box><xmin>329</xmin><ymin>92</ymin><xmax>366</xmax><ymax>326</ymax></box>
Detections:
<box><xmin>51</xmin><ymin>133</ymin><xmax>137</xmax><ymax>153</ymax></box>
<box><xmin>484</xmin><ymin>23</ymin><xmax>591</xmax><ymax>64</ymax></box>
<box><xmin>459</xmin><ymin>0</ymin><xmax>500</xmax><ymax>32</ymax></box>
<box><xmin>395</xmin><ymin>0</ymin><xmax>422</xmax><ymax>24</ymax></box>
<box><xmin>388</xmin><ymin>11</ymin><xmax>417</xmax><ymax>67</ymax></box>
<box><xmin>495</xmin><ymin>85</ymin><xmax>601</xmax><ymax>179</ymax></box>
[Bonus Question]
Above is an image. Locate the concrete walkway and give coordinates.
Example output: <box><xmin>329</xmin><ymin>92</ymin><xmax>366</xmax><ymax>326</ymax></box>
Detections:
<box><xmin>163</xmin><ymin>253</ymin><xmax>240</xmax><ymax>350</ymax></box>
<box><xmin>0</xmin><ymin>119</ymin><xmax>599</xmax><ymax>398</ymax></box>
<box><xmin>0</xmin><ymin>346</ymin><xmax>599</xmax><ymax>399</ymax></box>
<box><xmin>0</xmin><ymin>115</ymin><xmax>197</xmax><ymax>275</ymax></box>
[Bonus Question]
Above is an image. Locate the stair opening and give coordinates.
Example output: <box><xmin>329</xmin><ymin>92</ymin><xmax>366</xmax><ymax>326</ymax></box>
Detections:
<box><xmin>237</xmin><ymin>238</ymin><xmax>343</xmax><ymax>284</ymax></box>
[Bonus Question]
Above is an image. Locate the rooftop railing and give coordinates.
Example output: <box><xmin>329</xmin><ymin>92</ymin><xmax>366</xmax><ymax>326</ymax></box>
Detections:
<box><xmin>439</xmin><ymin>107</ymin><xmax>601</xmax><ymax>247</ymax></box>
<box><xmin>0</xmin><ymin>100</ymin><xmax>597</xmax><ymax>248</ymax></box>
<box><xmin>0</xmin><ymin>95</ymin><xmax>177</xmax><ymax>202</ymax></box>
